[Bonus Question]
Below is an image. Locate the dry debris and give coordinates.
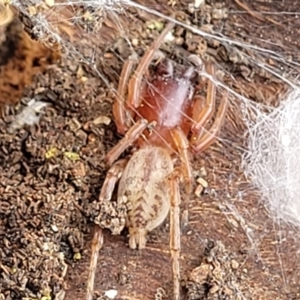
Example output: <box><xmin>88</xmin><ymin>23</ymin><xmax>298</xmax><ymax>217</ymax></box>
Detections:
<box><xmin>8</xmin><ymin>98</ymin><xmax>49</xmax><ymax>133</ymax></box>
<box><xmin>0</xmin><ymin>7</ymin><xmax>59</xmax><ymax>111</ymax></box>
<box><xmin>183</xmin><ymin>241</ymin><xmax>247</xmax><ymax>300</ymax></box>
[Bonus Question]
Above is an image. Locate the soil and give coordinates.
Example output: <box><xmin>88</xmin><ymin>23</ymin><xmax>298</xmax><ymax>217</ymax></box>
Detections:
<box><xmin>0</xmin><ymin>1</ymin><xmax>300</xmax><ymax>300</ymax></box>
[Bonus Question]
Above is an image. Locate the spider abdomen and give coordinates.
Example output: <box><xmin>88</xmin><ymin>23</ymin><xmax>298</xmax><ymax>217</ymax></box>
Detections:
<box><xmin>117</xmin><ymin>145</ymin><xmax>173</xmax><ymax>249</ymax></box>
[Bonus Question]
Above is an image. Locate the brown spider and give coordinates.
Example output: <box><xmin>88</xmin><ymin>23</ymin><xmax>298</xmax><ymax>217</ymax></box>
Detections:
<box><xmin>87</xmin><ymin>22</ymin><xmax>228</xmax><ymax>300</ymax></box>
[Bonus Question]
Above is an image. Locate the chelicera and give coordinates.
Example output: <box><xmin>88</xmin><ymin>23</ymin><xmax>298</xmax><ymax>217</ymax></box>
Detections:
<box><xmin>87</xmin><ymin>22</ymin><xmax>228</xmax><ymax>300</ymax></box>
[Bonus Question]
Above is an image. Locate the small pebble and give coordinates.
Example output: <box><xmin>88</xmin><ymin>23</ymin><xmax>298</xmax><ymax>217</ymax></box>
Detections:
<box><xmin>93</xmin><ymin>115</ymin><xmax>111</xmax><ymax>125</ymax></box>
<box><xmin>231</xmin><ymin>259</ymin><xmax>239</xmax><ymax>269</ymax></box>
<box><xmin>104</xmin><ymin>289</ymin><xmax>118</xmax><ymax>299</ymax></box>
<box><xmin>197</xmin><ymin>177</ymin><xmax>208</xmax><ymax>188</ymax></box>
<box><xmin>73</xmin><ymin>253</ymin><xmax>81</xmax><ymax>260</ymax></box>
<box><xmin>175</xmin><ymin>37</ymin><xmax>184</xmax><ymax>45</ymax></box>
<box><xmin>45</xmin><ymin>0</ymin><xmax>55</xmax><ymax>7</ymax></box>
<box><xmin>51</xmin><ymin>224</ymin><xmax>58</xmax><ymax>233</ymax></box>
<box><xmin>195</xmin><ymin>0</ymin><xmax>205</xmax><ymax>8</ymax></box>
<box><xmin>199</xmin><ymin>166</ymin><xmax>207</xmax><ymax>177</ymax></box>
<box><xmin>76</xmin><ymin>66</ymin><xmax>84</xmax><ymax>79</ymax></box>
<box><xmin>195</xmin><ymin>184</ymin><xmax>204</xmax><ymax>197</ymax></box>
<box><xmin>209</xmin><ymin>284</ymin><xmax>219</xmax><ymax>294</ymax></box>
<box><xmin>132</xmin><ymin>38</ymin><xmax>139</xmax><ymax>46</ymax></box>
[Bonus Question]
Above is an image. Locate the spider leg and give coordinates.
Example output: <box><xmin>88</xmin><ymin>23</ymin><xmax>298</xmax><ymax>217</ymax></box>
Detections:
<box><xmin>191</xmin><ymin>63</ymin><xmax>216</xmax><ymax>135</ymax></box>
<box><xmin>113</xmin><ymin>54</ymin><xmax>138</xmax><ymax>135</ymax></box>
<box><xmin>169</xmin><ymin>169</ymin><xmax>181</xmax><ymax>300</ymax></box>
<box><xmin>106</xmin><ymin>119</ymin><xmax>149</xmax><ymax>166</ymax></box>
<box><xmin>191</xmin><ymin>91</ymin><xmax>228</xmax><ymax>153</ymax></box>
<box><xmin>170</xmin><ymin>127</ymin><xmax>193</xmax><ymax>194</ymax></box>
<box><xmin>99</xmin><ymin>159</ymin><xmax>128</xmax><ymax>202</ymax></box>
<box><xmin>171</xmin><ymin>127</ymin><xmax>194</xmax><ymax>228</ymax></box>
<box><xmin>168</xmin><ymin>127</ymin><xmax>194</xmax><ymax>300</ymax></box>
<box><xmin>86</xmin><ymin>225</ymin><xmax>103</xmax><ymax>300</ymax></box>
<box><xmin>191</xmin><ymin>95</ymin><xmax>206</xmax><ymax>122</ymax></box>
<box><xmin>127</xmin><ymin>22</ymin><xmax>175</xmax><ymax>109</ymax></box>
<box><xmin>86</xmin><ymin>159</ymin><xmax>127</xmax><ymax>300</ymax></box>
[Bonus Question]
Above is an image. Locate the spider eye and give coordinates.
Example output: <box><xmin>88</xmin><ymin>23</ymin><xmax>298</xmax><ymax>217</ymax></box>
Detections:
<box><xmin>156</xmin><ymin>59</ymin><xmax>173</xmax><ymax>77</ymax></box>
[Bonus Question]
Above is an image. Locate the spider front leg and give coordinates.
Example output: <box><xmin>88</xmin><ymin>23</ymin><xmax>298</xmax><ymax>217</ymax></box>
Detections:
<box><xmin>191</xmin><ymin>91</ymin><xmax>228</xmax><ymax>153</ymax></box>
<box><xmin>127</xmin><ymin>22</ymin><xmax>175</xmax><ymax>109</ymax></box>
<box><xmin>191</xmin><ymin>63</ymin><xmax>217</xmax><ymax>135</ymax></box>
<box><xmin>113</xmin><ymin>54</ymin><xmax>138</xmax><ymax>135</ymax></box>
<box><xmin>106</xmin><ymin>119</ymin><xmax>149</xmax><ymax>166</ymax></box>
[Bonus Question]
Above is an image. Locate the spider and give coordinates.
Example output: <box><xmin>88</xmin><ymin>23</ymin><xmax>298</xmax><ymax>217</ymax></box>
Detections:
<box><xmin>87</xmin><ymin>22</ymin><xmax>228</xmax><ymax>300</ymax></box>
